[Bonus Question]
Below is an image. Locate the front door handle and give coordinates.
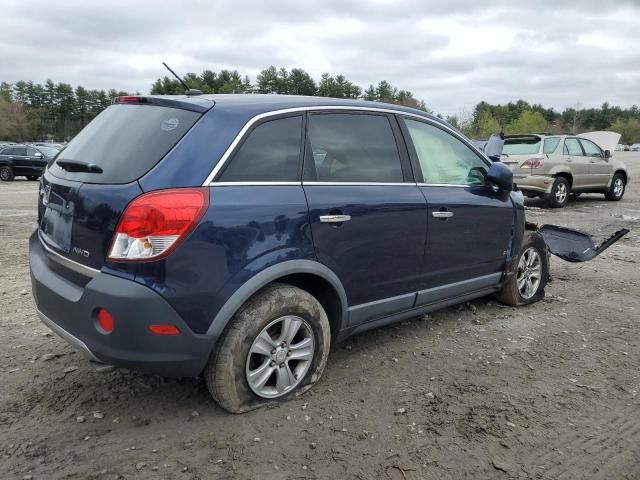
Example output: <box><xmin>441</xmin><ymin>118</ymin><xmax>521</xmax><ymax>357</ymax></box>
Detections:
<box><xmin>432</xmin><ymin>211</ymin><xmax>454</xmax><ymax>219</ymax></box>
<box><xmin>320</xmin><ymin>214</ymin><xmax>351</xmax><ymax>223</ymax></box>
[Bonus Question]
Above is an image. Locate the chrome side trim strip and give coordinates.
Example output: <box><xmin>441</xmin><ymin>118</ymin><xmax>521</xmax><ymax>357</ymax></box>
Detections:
<box><xmin>39</xmin><ymin>233</ymin><xmax>99</xmax><ymax>278</ymax></box>
<box><xmin>202</xmin><ymin>105</ymin><xmax>487</xmax><ymax>186</ymax></box>
<box><xmin>213</xmin><ymin>181</ymin><xmax>302</xmax><ymax>186</ymax></box>
<box><xmin>417</xmin><ymin>183</ymin><xmax>474</xmax><ymax>188</ymax></box>
<box><xmin>210</xmin><ymin>181</ymin><xmax>490</xmax><ymax>188</ymax></box>
<box><xmin>304</xmin><ymin>181</ymin><xmax>414</xmax><ymax>186</ymax></box>
<box><xmin>36</xmin><ymin>309</ymin><xmax>100</xmax><ymax>362</ymax></box>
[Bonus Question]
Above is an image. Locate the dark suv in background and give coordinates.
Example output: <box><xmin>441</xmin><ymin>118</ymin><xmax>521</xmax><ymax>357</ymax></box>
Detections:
<box><xmin>0</xmin><ymin>144</ymin><xmax>58</xmax><ymax>181</ymax></box>
<box><xmin>30</xmin><ymin>94</ymin><xmax>548</xmax><ymax>412</ymax></box>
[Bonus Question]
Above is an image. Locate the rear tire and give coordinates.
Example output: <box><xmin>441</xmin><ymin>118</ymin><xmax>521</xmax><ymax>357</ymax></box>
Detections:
<box><xmin>547</xmin><ymin>177</ymin><xmax>569</xmax><ymax>208</ymax></box>
<box><xmin>0</xmin><ymin>165</ymin><xmax>14</xmax><ymax>182</ymax></box>
<box><xmin>605</xmin><ymin>173</ymin><xmax>625</xmax><ymax>201</ymax></box>
<box><xmin>496</xmin><ymin>231</ymin><xmax>549</xmax><ymax>307</ymax></box>
<box><xmin>205</xmin><ymin>283</ymin><xmax>331</xmax><ymax>413</ymax></box>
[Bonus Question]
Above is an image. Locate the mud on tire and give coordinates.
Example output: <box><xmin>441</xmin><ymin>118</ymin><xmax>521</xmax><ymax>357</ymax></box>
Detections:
<box><xmin>205</xmin><ymin>283</ymin><xmax>331</xmax><ymax>413</ymax></box>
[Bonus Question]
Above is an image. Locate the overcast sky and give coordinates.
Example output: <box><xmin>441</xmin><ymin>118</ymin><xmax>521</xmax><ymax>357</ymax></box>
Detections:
<box><xmin>0</xmin><ymin>0</ymin><xmax>638</xmax><ymax>115</ymax></box>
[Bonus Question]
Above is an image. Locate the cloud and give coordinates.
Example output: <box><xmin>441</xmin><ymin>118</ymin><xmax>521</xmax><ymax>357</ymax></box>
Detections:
<box><xmin>0</xmin><ymin>0</ymin><xmax>638</xmax><ymax>115</ymax></box>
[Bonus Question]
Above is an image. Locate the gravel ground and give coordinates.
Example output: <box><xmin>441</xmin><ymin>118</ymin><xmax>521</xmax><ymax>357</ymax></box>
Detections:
<box><xmin>1</xmin><ymin>153</ymin><xmax>639</xmax><ymax>480</ymax></box>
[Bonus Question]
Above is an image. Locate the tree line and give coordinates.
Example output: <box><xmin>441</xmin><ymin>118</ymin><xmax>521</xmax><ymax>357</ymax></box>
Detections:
<box><xmin>448</xmin><ymin>100</ymin><xmax>640</xmax><ymax>144</ymax></box>
<box><xmin>1</xmin><ymin>70</ymin><xmax>639</xmax><ymax>144</ymax></box>
<box><xmin>150</xmin><ymin>65</ymin><xmax>428</xmax><ymax>111</ymax></box>
<box><xmin>0</xmin><ymin>80</ymin><xmax>128</xmax><ymax>141</ymax></box>
<box><xmin>0</xmin><ymin>67</ymin><xmax>426</xmax><ymax>141</ymax></box>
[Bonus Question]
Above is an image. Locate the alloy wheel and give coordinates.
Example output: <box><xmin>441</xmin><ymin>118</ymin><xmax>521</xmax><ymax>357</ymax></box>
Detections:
<box><xmin>555</xmin><ymin>182</ymin><xmax>567</xmax><ymax>203</ymax></box>
<box><xmin>0</xmin><ymin>167</ymin><xmax>10</xmax><ymax>181</ymax></box>
<box><xmin>245</xmin><ymin>315</ymin><xmax>315</xmax><ymax>399</ymax></box>
<box><xmin>517</xmin><ymin>247</ymin><xmax>542</xmax><ymax>300</ymax></box>
<box><xmin>613</xmin><ymin>178</ymin><xmax>624</xmax><ymax>198</ymax></box>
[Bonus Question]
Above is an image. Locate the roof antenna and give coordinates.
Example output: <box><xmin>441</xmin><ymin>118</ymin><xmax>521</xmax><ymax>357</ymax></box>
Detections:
<box><xmin>162</xmin><ymin>61</ymin><xmax>202</xmax><ymax>96</ymax></box>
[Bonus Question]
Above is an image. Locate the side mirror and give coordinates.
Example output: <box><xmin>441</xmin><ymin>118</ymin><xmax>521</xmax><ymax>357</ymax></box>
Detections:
<box><xmin>604</xmin><ymin>150</ymin><xmax>611</xmax><ymax>159</ymax></box>
<box><xmin>34</xmin><ymin>152</ymin><xmax>43</xmax><ymax>158</ymax></box>
<box><xmin>487</xmin><ymin>162</ymin><xmax>513</xmax><ymax>191</ymax></box>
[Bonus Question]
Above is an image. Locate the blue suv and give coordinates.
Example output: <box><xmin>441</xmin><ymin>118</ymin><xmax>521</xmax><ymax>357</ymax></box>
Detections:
<box><xmin>30</xmin><ymin>94</ymin><xmax>549</xmax><ymax>412</ymax></box>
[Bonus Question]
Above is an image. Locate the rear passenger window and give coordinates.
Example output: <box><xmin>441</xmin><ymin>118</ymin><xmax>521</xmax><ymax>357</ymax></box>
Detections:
<box><xmin>543</xmin><ymin>137</ymin><xmax>560</xmax><ymax>154</ymax></box>
<box><xmin>305</xmin><ymin>113</ymin><xmax>403</xmax><ymax>183</ymax></box>
<box><xmin>219</xmin><ymin>115</ymin><xmax>303</xmax><ymax>182</ymax></box>
<box><xmin>563</xmin><ymin>138</ymin><xmax>583</xmax><ymax>156</ymax></box>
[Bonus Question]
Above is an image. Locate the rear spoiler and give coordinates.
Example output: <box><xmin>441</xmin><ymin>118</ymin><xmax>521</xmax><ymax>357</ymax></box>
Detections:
<box><xmin>112</xmin><ymin>95</ymin><xmax>215</xmax><ymax>114</ymax></box>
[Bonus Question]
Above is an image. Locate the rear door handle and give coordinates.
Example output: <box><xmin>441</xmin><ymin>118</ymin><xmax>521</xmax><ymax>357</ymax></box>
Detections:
<box><xmin>432</xmin><ymin>211</ymin><xmax>454</xmax><ymax>219</ymax></box>
<box><xmin>320</xmin><ymin>214</ymin><xmax>351</xmax><ymax>223</ymax></box>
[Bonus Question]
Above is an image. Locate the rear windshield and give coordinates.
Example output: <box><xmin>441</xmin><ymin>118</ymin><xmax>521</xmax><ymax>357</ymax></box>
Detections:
<box><xmin>48</xmin><ymin>104</ymin><xmax>201</xmax><ymax>184</ymax></box>
<box><xmin>502</xmin><ymin>137</ymin><xmax>541</xmax><ymax>155</ymax></box>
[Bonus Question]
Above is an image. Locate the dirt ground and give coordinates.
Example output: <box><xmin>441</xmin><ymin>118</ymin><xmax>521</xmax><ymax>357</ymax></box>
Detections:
<box><xmin>1</xmin><ymin>153</ymin><xmax>639</xmax><ymax>480</ymax></box>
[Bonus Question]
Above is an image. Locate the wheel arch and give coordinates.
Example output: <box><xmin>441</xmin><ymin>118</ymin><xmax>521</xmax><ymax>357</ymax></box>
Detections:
<box><xmin>553</xmin><ymin>171</ymin><xmax>573</xmax><ymax>188</ymax></box>
<box><xmin>614</xmin><ymin>169</ymin><xmax>627</xmax><ymax>184</ymax></box>
<box><xmin>206</xmin><ymin>260</ymin><xmax>348</xmax><ymax>343</ymax></box>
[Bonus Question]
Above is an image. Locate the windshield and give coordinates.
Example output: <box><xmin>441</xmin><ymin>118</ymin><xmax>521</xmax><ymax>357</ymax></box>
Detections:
<box><xmin>48</xmin><ymin>104</ymin><xmax>201</xmax><ymax>184</ymax></box>
<box><xmin>502</xmin><ymin>137</ymin><xmax>542</xmax><ymax>155</ymax></box>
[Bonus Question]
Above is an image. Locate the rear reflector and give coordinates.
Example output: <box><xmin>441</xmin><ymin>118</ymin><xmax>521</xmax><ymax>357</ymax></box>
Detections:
<box><xmin>96</xmin><ymin>309</ymin><xmax>114</xmax><ymax>333</ymax></box>
<box><xmin>521</xmin><ymin>157</ymin><xmax>544</xmax><ymax>169</ymax></box>
<box><xmin>108</xmin><ymin>188</ymin><xmax>209</xmax><ymax>262</ymax></box>
<box><xmin>148</xmin><ymin>325</ymin><xmax>181</xmax><ymax>335</ymax></box>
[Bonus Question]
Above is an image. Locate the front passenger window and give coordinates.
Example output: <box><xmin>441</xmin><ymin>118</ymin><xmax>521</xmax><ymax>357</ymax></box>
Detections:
<box><xmin>579</xmin><ymin>139</ymin><xmax>603</xmax><ymax>158</ymax></box>
<box><xmin>403</xmin><ymin>118</ymin><xmax>488</xmax><ymax>185</ymax></box>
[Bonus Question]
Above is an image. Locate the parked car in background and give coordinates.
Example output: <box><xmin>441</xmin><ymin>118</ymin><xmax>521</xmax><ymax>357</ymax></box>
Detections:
<box><xmin>500</xmin><ymin>132</ymin><xmax>629</xmax><ymax>207</ymax></box>
<box><xmin>0</xmin><ymin>144</ymin><xmax>58</xmax><ymax>181</ymax></box>
<box><xmin>631</xmin><ymin>144</ymin><xmax>640</xmax><ymax>151</ymax></box>
<box><xmin>30</xmin><ymin>94</ymin><xmax>556</xmax><ymax>413</ymax></box>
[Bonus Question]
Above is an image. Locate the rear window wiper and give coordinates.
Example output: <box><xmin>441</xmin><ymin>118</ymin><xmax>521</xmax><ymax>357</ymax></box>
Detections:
<box><xmin>55</xmin><ymin>160</ymin><xmax>103</xmax><ymax>174</ymax></box>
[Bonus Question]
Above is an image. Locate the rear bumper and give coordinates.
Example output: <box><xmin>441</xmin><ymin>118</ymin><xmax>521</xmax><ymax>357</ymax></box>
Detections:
<box><xmin>29</xmin><ymin>232</ymin><xmax>214</xmax><ymax>377</ymax></box>
<box><xmin>513</xmin><ymin>174</ymin><xmax>554</xmax><ymax>195</ymax></box>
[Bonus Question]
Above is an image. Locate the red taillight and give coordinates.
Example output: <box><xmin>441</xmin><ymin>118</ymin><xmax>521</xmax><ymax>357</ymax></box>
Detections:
<box><xmin>96</xmin><ymin>309</ymin><xmax>114</xmax><ymax>333</ymax></box>
<box><xmin>108</xmin><ymin>188</ymin><xmax>209</xmax><ymax>262</ymax></box>
<box><xmin>521</xmin><ymin>157</ymin><xmax>544</xmax><ymax>169</ymax></box>
<box><xmin>148</xmin><ymin>325</ymin><xmax>181</xmax><ymax>335</ymax></box>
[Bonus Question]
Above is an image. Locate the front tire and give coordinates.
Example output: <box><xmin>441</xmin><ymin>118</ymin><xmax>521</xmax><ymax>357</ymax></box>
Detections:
<box><xmin>547</xmin><ymin>177</ymin><xmax>569</xmax><ymax>208</ymax></box>
<box><xmin>205</xmin><ymin>283</ymin><xmax>331</xmax><ymax>413</ymax></box>
<box><xmin>496</xmin><ymin>231</ymin><xmax>549</xmax><ymax>307</ymax></box>
<box><xmin>605</xmin><ymin>173</ymin><xmax>625</xmax><ymax>201</ymax></box>
<box><xmin>0</xmin><ymin>165</ymin><xmax>14</xmax><ymax>182</ymax></box>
